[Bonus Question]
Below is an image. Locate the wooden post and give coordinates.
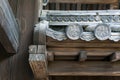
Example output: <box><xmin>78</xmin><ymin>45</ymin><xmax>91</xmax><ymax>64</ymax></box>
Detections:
<box><xmin>29</xmin><ymin>45</ymin><xmax>48</xmax><ymax>80</ymax></box>
<box><xmin>78</xmin><ymin>51</ymin><xmax>87</xmax><ymax>62</ymax></box>
<box><xmin>35</xmin><ymin>0</ymin><xmax>43</xmax><ymax>22</ymax></box>
<box><xmin>47</xmin><ymin>52</ymin><xmax>54</xmax><ymax>61</ymax></box>
<box><xmin>110</xmin><ymin>52</ymin><xmax>120</xmax><ymax>62</ymax></box>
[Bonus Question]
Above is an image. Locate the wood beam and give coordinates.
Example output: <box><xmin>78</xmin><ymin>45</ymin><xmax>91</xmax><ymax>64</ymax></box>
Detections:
<box><xmin>49</xmin><ymin>0</ymin><xmax>118</xmax><ymax>4</ymax></box>
<box><xmin>47</xmin><ymin>51</ymin><xmax>112</xmax><ymax>61</ymax></box>
<box><xmin>0</xmin><ymin>0</ymin><xmax>19</xmax><ymax>53</ymax></box>
<box><xmin>0</xmin><ymin>25</ymin><xmax>15</xmax><ymax>53</ymax></box>
<box><xmin>48</xmin><ymin>61</ymin><xmax>120</xmax><ymax>76</ymax></box>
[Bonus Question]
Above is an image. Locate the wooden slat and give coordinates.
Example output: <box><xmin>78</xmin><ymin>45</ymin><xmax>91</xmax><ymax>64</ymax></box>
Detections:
<box><xmin>49</xmin><ymin>0</ymin><xmax>118</xmax><ymax>4</ymax></box>
<box><xmin>77</xmin><ymin>3</ymin><xmax>81</xmax><ymax>10</ymax></box>
<box><xmin>56</xmin><ymin>3</ymin><xmax>60</xmax><ymax>10</ymax></box>
<box><xmin>66</xmin><ymin>4</ymin><xmax>70</xmax><ymax>10</ymax></box>
<box><xmin>48</xmin><ymin>61</ymin><xmax>120</xmax><ymax>76</ymax></box>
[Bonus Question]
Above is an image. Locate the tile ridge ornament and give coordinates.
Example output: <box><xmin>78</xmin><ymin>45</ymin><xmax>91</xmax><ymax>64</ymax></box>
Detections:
<box><xmin>95</xmin><ymin>24</ymin><xmax>111</xmax><ymax>40</ymax></box>
<box><xmin>66</xmin><ymin>24</ymin><xmax>83</xmax><ymax>40</ymax></box>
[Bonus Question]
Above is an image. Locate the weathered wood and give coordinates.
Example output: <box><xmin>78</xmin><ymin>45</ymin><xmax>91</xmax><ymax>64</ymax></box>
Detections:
<box><xmin>56</xmin><ymin>3</ymin><xmax>60</xmax><ymax>10</ymax></box>
<box><xmin>0</xmin><ymin>0</ymin><xmax>36</xmax><ymax>80</ymax></box>
<box><xmin>45</xmin><ymin>0</ymin><xmax>118</xmax><ymax>10</ymax></box>
<box><xmin>52</xmin><ymin>76</ymin><xmax>120</xmax><ymax>80</ymax></box>
<box><xmin>78</xmin><ymin>51</ymin><xmax>87</xmax><ymax>62</ymax></box>
<box><xmin>0</xmin><ymin>25</ymin><xmax>15</xmax><ymax>53</ymax></box>
<box><xmin>48</xmin><ymin>61</ymin><xmax>120</xmax><ymax>76</ymax></box>
<box><xmin>47</xmin><ymin>37</ymin><xmax>120</xmax><ymax>50</ymax></box>
<box><xmin>0</xmin><ymin>0</ymin><xmax>19</xmax><ymax>53</ymax></box>
<box><xmin>110</xmin><ymin>52</ymin><xmax>120</xmax><ymax>62</ymax></box>
<box><xmin>110</xmin><ymin>2</ymin><xmax>119</xmax><ymax>9</ymax></box>
<box><xmin>50</xmin><ymin>51</ymin><xmax>112</xmax><ymax>57</ymax></box>
<box><xmin>47</xmin><ymin>37</ymin><xmax>119</xmax><ymax>43</ymax></box>
<box><xmin>48</xmin><ymin>52</ymin><xmax>54</xmax><ymax>61</ymax></box>
<box><xmin>49</xmin><ymin>0</ymin><xmax>118</xmax><ymax>4</ymax></box>
<box><xmin>38</xmin><ymin>45</ymin><xmax>46</xmax><ymax>54</ymax></box>
<box><xmin>47</xmin><ymin>42</ymin><xmax>120</xmax><ymax>48</ymax></box>
<box><xmin>1</xmin><ymin>0</ymin><xmax>120</xmax><ymax>80</ymax></box>
<box><xmin>29</xmin><ymin>54</ymin><xmax>48</xmax><ymax>80</ymax></box>
<box><xmin>47</xmin><ymin>51</ymin><xmax>112</xmax><ymax>61</ymax></box>
<box><xmin>48</xmin><ymin>47</ymin><xmax>120</xmax><ymax>52</ymax></box>
<box><xmin>0</xmin><ymin>42</ymin><xmax>11</xmax><ymax>61</ymax></box>
<box><xmin>29</xmin><ymin>45</ymin><xmax>48</xmax><ymax>80</ymax></box>
<box><xmin>34</xmin><ymin>0</ymin><xmax>43</xmax><ymax>23</ymax></box>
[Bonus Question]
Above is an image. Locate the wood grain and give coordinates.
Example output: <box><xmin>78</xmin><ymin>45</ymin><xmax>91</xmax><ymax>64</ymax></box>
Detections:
<box><xmin>0</xmin><ymin>0</ymin><xmax>19</xmax><ymax>53</ymax></box>
<box><xmin>0</xmin><ymin>25</ymin><xmax>15</xmax><ymax>53</ymax></box>
<box><xmin>0</xmin><ymin>0</ymin><xmax>35</xmax><ymax>80</ymax></box>
<box><xmin>29</xmin><ymin>54</ymin><xmax>48</xmax><ymax>80</ymax></box>
<box><xmin>49</xmin><ymin>0</ymin><xmax>118</xmax><ymax>4</ymax></box>
<box><xmin>48</xmin><ymin>61</ymin><xmax>120</xmax><ymax>76</ymax></box>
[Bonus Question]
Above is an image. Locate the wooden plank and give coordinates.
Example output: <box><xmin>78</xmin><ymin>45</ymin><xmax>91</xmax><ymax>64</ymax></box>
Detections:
<box><xmin>48</xmin><ymin>61</ymin><xmax>120</xmax><ymax>76</ymax></box>
<box><xmin>47</xmin><ymin>47</ymin><xmax>120</xmax><ymax>52</ymax></box>
<box><xmin>48</xmin><ymin>51</ymin><xmax>112</xmax><ymax>57</ymax></box>
<box><xmin>47</xmin><ymin>37</ymin><xmax>117</xmax><ymax>43</ymax></box>
<box><xmin>49</xmin><ymin>0</ymin><xmax>118</xmax><ymax>4</ymax></box>
<box><xmin>47</xmin><ymin>42</ymin><xmax>120</xmax><ymax>48</ymax></box>
<box><xmin>47</xmin><ymin>51</ymin><xmax>112</xmax><ymax>61</ymax></box>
